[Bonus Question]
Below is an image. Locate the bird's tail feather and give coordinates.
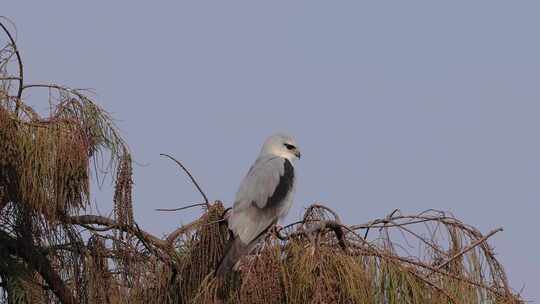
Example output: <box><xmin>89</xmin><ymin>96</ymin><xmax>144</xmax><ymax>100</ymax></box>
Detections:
<box><xmin>216</xmin><ymin>221</ymin><xmax>277</xmax><ymax>277</ymax></box>
<box><xmin>215</xmin><ymin>237</ymin><xmax>247</xmax><ymax>277</ymax></box>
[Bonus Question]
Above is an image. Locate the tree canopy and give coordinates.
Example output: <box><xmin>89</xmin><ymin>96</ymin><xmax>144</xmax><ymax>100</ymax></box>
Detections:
<box><xmin>0</xmin><ymin>20</ymin><xmax>523</xmax><ymax>304</ymax></box>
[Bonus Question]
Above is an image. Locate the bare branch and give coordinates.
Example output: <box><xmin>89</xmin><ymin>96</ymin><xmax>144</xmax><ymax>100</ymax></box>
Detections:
<box><xmin>427</xmin><ymin>227</ymin><xmax>503</xmax><ymax>277</ymax></box>
<box><xmin>160</xmin><ymin>153</ymin><xmax>210</xmax><ymax>208</ymax></box>
<box><xmin>166</xmin><ymin>218</ymin><xmax>202</xmax><ymax>244</ymax></box>
<box><xmin>156</xmin><ymin>202</ymin><xmax>207</xmax><ymax>212</ymax></box>
<box><xmin>278</xmin><ymin>219</ymin><xmax>348</xmax><ymax>250</ymax></box>
<box><xmin>67</xmin><ymin>215</ymin><xmax>168</xmax><ymax>249</ymax></box>
<box><xmin>303</xmin><ymin>204</ymin><xmax>342</xmax><ymax>223</ymax></box>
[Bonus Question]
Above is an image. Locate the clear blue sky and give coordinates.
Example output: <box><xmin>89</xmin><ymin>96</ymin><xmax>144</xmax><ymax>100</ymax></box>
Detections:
<box><xmin>5</xmin><ymin>1</ymin><xmax>540</xmax><ymax>301</ymax></box>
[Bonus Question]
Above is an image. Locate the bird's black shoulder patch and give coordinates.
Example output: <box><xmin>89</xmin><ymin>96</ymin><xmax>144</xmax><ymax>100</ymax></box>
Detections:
<box><xmin>266</xmin><ymin>159</ymin><xmax>294</xmax><ymax>208</ymax></box>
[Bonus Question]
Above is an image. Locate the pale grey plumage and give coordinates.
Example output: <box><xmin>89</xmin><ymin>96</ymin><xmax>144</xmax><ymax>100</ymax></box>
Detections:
<box><xmin>216</xmin><ymin>133</ymin><xmax>300</xmax><ymax>276</ymax></box>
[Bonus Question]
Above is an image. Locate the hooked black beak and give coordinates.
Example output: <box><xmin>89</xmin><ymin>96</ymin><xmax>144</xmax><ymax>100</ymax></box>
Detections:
<box><xmin>295</xmin><ymin>150</ymin><xmax>301</xmax><ymax>159</ymax></box>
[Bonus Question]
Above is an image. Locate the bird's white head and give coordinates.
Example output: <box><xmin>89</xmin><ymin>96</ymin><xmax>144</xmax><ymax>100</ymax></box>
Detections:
<box><xmin>260</xmin><ymin>133</ymin><xmax>301</xmax><ymax>161</ymax></box>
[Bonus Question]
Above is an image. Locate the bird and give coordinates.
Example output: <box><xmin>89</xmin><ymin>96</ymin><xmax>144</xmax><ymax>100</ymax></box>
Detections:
<box><xmin>216</xmin><ymin>133</ymin><xmax>301</xmax><ymax>277</ymax></box>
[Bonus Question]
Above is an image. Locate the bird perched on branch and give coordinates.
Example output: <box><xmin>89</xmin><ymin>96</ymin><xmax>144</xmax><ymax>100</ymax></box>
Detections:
<box><xmin>216</xmin><ymin>133</ymin><xmax>301</xmax><ymax>277</ymax></box>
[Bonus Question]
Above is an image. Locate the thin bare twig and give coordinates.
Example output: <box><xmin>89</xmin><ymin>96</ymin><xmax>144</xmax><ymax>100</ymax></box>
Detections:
<box><xmin>0</xmin><ymin>18</ymin><xmax>24</xmax><ymax>104</ymax></box>
<box><xmin>160</xmin><ymin>153</ymin><xmax>210</xmax><ymax>208</ymax></box>
<box><xmin>427</xmin><ymin>227</ymin><xmax>503</xmax><ymax>278</ymax></box>
<box><xmin>348</xmin><ymin>244</ymin><xmax>505</xmax><ymax>298</ymax></box>
<box><xmin>277</xmin><ymin>219</ymin><xmax>348</xmax><ymax>249</ymax></box>
<box><xmin>166</xmin><ymin>218</ymin><xmax>203</xmax><ymax>244</ymax></box>
<box><xmin>156</xmin><ymin>202</ymin><xmax>207</xmax><ymax>212</ymax></box>
<box><xmin>304</xmin><ymin>204</ymin><xmax>342</xmax><ymax>223</ymax></box>
<box><xmin>21</xmin><ymin>83</ymin><xmax>82</xmax><ymax>93</ymax></box>
<box><xmin>0</xmin><ymin>76</ymin><xmax>21</xmax><ymax>80</ymax></box>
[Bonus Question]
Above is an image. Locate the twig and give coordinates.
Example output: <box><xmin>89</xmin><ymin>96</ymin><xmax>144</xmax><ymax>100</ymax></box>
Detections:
<box><xmin>277</xmin><ymin>219</ymin><xmax>309</xmax><ymax>233</ymax></box>
<box><xmin>303</xmin><ymin>204</ymin><xmax>342</xmax><ymax>223</ymax></box>
<box><xmin>160</xmin><ymin>153</ymin><xmax>210</xmax><ymax>208</ymax></box>
<box><xmin>156</xmin><ymin>202</ymin><xmax>207</xmax><ymax>212</ymax></box>
<box><xmin>0</xmin><ymin>18</ymin><xmax>24</xmax><ymax>104</ymax></box>
<box><xmin>21</xmin><ymin>83</ymin><xmax>80</xmax><ymax>93</ymax></box>
<box><xmin>67</xmin><ymin>215</ymin><xmax>167</xmax><ymax>249</ymax></box>
<box><xmin>396</xmin><ymin>223</ymin><xmax>447</xmax><ymax>256</ymax></box>
<box><xmin>133</xmin><ymin>222</ymin><xmax>170</xmax><ymax>264</ymax></box>
<box><xmin>426</xmin><ymin>227</ymin><xmax>503</xmax><ymax>278</ymax></box>
<box><xmin>0</xmin><ymin>76</ymin><xmax>21</xmax><ymax>80</ymax></box>
<box><xmin>364</xmin><ymin>208</ymin><xmax>399</xmax><ymax>239</ymax></box>
<box><xmin>166</xmin><ymin>218</ymin><xmax>203</xmax><ymax>244</ymax></box>
<box><xmin>279</xmin><ymin>219</ymin><xmax>348</xmax><ymax>250</ymax></box>
<box><xmin>348</xmin><ymin>244</ymin><xmax>505</xmax><ymax>298</ymax></box>
<box><xmin>203</xmin><ymin>218</ymin><xmax>227</xmax><ymax>226</ymax></box>
<box><xmin>350</xmin><ymin>216</ymin><xmax>456</xmax><ymax>230</ymax></box>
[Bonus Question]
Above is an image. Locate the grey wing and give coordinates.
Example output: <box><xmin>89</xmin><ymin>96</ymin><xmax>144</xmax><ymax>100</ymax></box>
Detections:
<box><xmin>229</xmin><ymin>156</ymin><xmax>292</xmax><ymax>244</ymax></box>
<box><xmin>235</xmin><ymin>156</ymin><xmax>285</xmax><ymax>209</ymax></box>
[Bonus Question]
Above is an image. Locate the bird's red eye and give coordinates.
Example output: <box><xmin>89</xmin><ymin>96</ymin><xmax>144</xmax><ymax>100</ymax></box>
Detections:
<box><xmin>284</xmin><ymin>144</ymin><xmax>295</xmax><ymax>150</ymax></box>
